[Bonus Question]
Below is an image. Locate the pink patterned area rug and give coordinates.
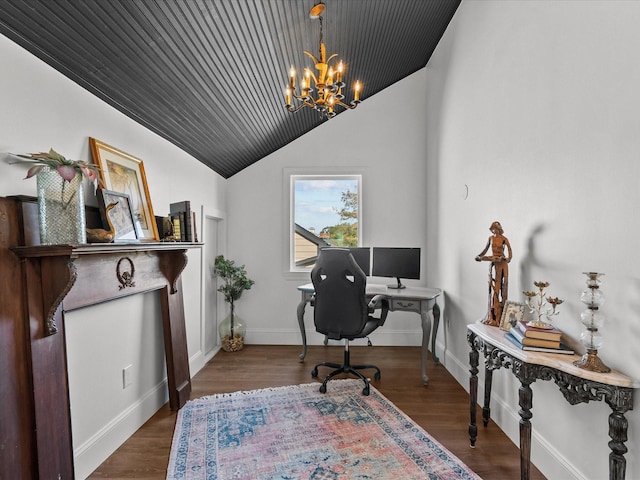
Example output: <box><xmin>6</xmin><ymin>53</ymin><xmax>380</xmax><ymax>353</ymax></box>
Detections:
<box><xmin>167</xmin><ymin>380</ymin><xmax>481</xmax><ymax>479</ymax></box>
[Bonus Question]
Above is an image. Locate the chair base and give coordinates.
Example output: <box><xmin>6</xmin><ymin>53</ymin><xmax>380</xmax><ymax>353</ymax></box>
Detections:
<box><xmin>311</xmin><ymin>342</ymin><xmax>380</xmax><ymax>396</ymax></box>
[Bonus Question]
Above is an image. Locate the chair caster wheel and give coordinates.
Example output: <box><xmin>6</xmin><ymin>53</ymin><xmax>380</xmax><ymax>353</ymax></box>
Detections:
<box><xmin>311</xmin><ymin>368</ymin><xmax>318</xmax><ymax>378</ymax></box>
<box><xmin>362</xmin><ymin>386</ymin><xmax>370</xmax><ymax>396</ymax></box>
<box><xmin>374</xmin><ymin>372</ymin><xmax>381</xmax><ymax>381</ymax></box>
<box><xmin>319</xmin><ymin>384</ymin><xmax>327</xmax><ymax>394</ymax></box>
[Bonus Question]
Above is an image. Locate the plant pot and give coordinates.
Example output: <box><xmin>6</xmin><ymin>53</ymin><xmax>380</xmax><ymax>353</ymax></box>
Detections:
<box><xmin>36</xmin><ymin>166</ymin><xmax>86</xmax><ymax>244</ymax></box>
<box><xmin>219</xmin><ymin>308</ymin><xmax>246</xmax><ymax>352</ymax></box>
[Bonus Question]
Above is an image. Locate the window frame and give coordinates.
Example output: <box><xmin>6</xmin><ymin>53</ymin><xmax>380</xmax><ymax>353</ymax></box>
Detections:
<box><xmin>286</xmin><ymin>170</ymin><xmax>363</xmax><ymax>274</ymax></box>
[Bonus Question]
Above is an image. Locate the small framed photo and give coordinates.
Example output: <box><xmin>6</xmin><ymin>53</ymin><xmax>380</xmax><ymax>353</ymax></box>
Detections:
<box><xmin>90</xmin><ymin>138</ymin><xmax>159</xmax><ymax>241</ymax></box>
<box><xmin>500</xmin><ymin>301</ymin><xmax>526</xmax><ymax>331</ymax></box>
<box><xmin>97</xmin><ymin>189</ymin><xmax>138</xmax><ymax>242</ymax></box>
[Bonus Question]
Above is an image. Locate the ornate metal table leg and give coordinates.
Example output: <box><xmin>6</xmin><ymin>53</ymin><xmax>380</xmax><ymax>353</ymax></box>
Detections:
<box><xmin>468</xmin><ymin>331</ymin><xmax>479</xmax><ymax>447</ymax></box>
<box><xmin>608</xmin><ymin>409</ymin><xmax>629</xmax><ymax>480</ymax></box>
<box><xmin>483</xmin><ymin>368</ymin><xmax>493</xmax><ymax>427</ymax></box>
<box><xmin>518</xmin><ymin>380</ymin><xmax>534</xmax><ymax>480</ymax></box>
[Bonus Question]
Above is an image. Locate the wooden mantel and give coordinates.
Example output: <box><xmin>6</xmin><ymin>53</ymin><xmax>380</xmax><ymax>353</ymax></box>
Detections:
<box><xmin>0</xmin><ymin>196</ymin><xmax>199</xmax><ymax>479</ymax></box>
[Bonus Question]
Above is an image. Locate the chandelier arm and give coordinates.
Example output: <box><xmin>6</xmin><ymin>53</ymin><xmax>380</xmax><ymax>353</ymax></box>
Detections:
<box><xmin>290</xmin><ymin>90</ymin><xmax>313</xmax><ymax>101</ymax></box>
<box><xmin>285</xmin><ymin>103</ymin><xmax>309</xmax><ymax>114</ymax></box>
<box><xmin>333</xmin><ymin>99</ymin><xmax>361</xmax><ymax>110</ymax></box>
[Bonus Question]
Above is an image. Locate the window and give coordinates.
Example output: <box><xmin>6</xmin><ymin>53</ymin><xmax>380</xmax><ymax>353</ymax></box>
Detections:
<box><xmin>290</xmin><ymin>174</ymin><xmax>362</xmax><ymax>272</ymax></box>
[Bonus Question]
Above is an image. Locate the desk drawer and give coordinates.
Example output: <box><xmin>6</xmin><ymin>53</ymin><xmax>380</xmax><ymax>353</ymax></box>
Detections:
<box><xmin>390</xmin><ymin>298</ymin><xmax>420</xmax><ymax>312</ymax></box>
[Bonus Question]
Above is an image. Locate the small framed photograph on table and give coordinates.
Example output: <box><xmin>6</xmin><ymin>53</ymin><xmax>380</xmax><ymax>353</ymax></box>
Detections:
<box><xmin>500</xmin><ymin>301</ymin><xmax>526</xmax><ymax>331</ymax></box>
<box><xmin>97</xmin><ymin>189</ymin><xmax>138</xmax><ymax>242</ymax></box>
<box><xmin>90</xmin><ymin>137</ymin><xmax>159</xmax><ymax>241</ymax></box>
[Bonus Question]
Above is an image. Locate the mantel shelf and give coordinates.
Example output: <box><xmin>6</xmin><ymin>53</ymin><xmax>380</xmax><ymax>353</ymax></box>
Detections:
<box><xmin>11</xmin><ymin>241</ymin><xmax>203</xmax><ymax>258</ymax></box>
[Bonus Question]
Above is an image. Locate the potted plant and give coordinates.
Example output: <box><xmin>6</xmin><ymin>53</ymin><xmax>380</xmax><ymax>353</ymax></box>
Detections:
<box><xmin>214</xmin><ymin>255</ymin><xmax>255</xmax><ymax>352</ymax></box>
<box><xmin>9</xmin><ymin>148</ymin><xmax>102</xmax><ymax>244</ymax></box>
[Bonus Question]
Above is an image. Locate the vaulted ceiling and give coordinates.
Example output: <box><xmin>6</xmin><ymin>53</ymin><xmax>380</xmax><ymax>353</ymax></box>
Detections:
<box><xmin>0</xmin><ymin>1</ymin><xmax>460</xmax><ymax>178</ymax></box>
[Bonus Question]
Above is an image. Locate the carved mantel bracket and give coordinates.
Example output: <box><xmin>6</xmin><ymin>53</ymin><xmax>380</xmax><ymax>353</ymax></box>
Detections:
<box><xmin>158</xmin><ymin>249</ymin><xmax>189</xmax><ymax>294</ymax></box>
<box><xmin>43</xmin><ymin>258</ymin><xmax>78</xmax><ymax>336</ymax></box>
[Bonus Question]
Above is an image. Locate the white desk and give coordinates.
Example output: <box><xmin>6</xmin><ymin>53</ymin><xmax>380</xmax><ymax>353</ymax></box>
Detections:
<box><xmin>296</xmin><ymin>283</ymin><xmax>443</xmax><ymax>385</ymax></box>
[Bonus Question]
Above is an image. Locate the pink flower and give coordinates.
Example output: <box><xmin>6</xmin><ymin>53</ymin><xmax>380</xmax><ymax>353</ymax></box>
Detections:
<box><xmin>10</xmin><ymin>148</ymin><xmax>103</xmax><ymax>190</ymax></box>
<box><xmin>57</xmin><ymin>165</ymin><xmax>77</xmax><ymax>182</ymax></box>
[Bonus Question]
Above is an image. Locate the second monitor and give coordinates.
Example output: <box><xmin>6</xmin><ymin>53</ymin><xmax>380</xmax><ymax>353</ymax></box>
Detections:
<box><xmin>372</xmin><ymin>247</ymin><xmax>420</xmax><ymax>289</ymax></box>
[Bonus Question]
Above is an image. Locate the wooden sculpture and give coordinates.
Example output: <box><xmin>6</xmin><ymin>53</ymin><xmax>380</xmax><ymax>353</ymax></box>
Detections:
<box><xmin>86</xmin><ymin>202</ymin><xmax>118</xmax><ymax>243</ymax></box>
<box><xmin>475</xmin><ymin>221</ymin><xmax>512</xmax><ymax>326</ymax></box>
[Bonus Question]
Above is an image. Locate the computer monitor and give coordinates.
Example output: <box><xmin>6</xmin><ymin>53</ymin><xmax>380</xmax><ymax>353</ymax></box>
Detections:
<box><xmin>320</xmin><ymin>247</ymin><xmax>370</xmax><ymax>276</ymax></box>
<box><xmin>372</xmin><ymin>247</ymin><xmax>420</xmax><ymax>289</ymax></box>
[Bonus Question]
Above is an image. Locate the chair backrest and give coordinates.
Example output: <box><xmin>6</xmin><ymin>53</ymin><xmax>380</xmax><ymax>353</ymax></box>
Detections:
<box><xmin>311</xmin><ymin>248</ymin><xmax>369</xmax><ymax>340</ymax></box>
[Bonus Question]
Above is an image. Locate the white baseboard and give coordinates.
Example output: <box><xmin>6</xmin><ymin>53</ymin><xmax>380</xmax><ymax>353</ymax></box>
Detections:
<box><xmin>73</xmin><ymin>380</ymin><xmax>169</xmax><ymax>480</ymax></box>
<box><xmin>245</xmin><ymin>327</ymin><xmax>424</xmax><ymax>346</ymax></box>
<box><xmin>73</xmin><ymin>344</ymin><xmax>223</xmax><ymax>480</ymax></box>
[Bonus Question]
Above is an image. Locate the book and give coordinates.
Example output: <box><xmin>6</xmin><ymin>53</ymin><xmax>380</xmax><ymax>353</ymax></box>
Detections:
<box><xmin>510</xmin><ymin>326</ymin><xmax>561</xmax><ymax>349</ymax></box>
<box><xmin>191</xmin><ymin>210</ymin><xmax>198</xmax><ymax>242</ymax></box>
<box><xmin>505</xmin><ymin>332</ymin><xmax>575</xmax><ymax>355</ymax></box>
<box><xmin>172</xmin><ymin>217</ymin><xmax>181</xmax><ymax>241</ymax></box>
<box><xmin>170</xmin><ymin>201</ymin><xmax>192</xmax><ymax>242</ymax></box>
<box><xmin>516</xmin><ymin>321</ymin><xmax>562</xmax><ymax>341</ymax></box>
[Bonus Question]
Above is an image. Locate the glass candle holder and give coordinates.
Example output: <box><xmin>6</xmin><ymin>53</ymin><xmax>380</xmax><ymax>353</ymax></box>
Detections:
<box><xmin>573</xmin><ymin>272</ymin><xmax>610</xmax><ymax>373</ymax></box>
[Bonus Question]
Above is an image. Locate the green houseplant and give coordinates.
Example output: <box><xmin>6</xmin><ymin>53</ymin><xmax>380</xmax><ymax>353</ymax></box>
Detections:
<box><xmin>214</xmin><ymin>255</ymin><xmax>255</xmax><ymax>351</ymax></box>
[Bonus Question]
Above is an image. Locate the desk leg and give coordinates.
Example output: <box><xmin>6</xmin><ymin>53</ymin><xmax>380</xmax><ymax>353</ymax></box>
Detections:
<box><xmin>431</xmin><ymin>302</ymin><xmax>440</xmax><ymax>364</ymax></box>
<box><xmin>468</xmin><ymin>331</ymin><xmax>479</xmax><ymax>448</ymax></box>
<box><xmin>420</xmin><ymin>302</ymin><xmax>433</xmax><ymax>386</ymax></box>
<box><xmin>608</xmin><ymin>410</ymin><xmax>629</xmax><ymax>480</ymax></box>
<box><xmin>297</xmin><ymin>295</ymin><xmax>308</xmax><ymax>361</ymax></box>
<box><xmin>518</xmin><ymin>380</ymin><xmax>534</xmax><ymax>480</ymax></box>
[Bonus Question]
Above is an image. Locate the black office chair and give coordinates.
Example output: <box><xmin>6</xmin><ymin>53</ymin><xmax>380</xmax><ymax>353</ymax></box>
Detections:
<box><xmin>310</xmin><ymin>248</ymin><xmax>389</xmax><ymax>395</ymax></box>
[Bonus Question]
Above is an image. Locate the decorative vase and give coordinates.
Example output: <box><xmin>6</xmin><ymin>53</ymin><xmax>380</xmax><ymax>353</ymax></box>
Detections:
<box><xmin>218</xmin><ymin>304</ymin><xmax>246</xmax><ymax>352</ymax></box>
<box><xmin>36</xmin><ymin>166</ymin><xmax>86</xmax><ymax>244</ymax></box>
<box><xmin>574</xmin><ymin>272</ymin><xmax>610</xmax><ymax>373</ymax></box>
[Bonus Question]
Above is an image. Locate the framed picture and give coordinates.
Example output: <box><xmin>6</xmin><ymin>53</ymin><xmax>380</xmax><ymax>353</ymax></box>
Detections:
<box><xmin>97</xmin><ymin>189</ymin><xmax>138</xmax><ymax>242</ymax></box>
<box><xmin>500</xmin><ymin>301</ymin><xmax>526</xmax><ymax>331</ymax></box>
<box><xmin>90</xmin><ymin>138</ymin><xmax>159</xmax><ymax>241</ymax></box>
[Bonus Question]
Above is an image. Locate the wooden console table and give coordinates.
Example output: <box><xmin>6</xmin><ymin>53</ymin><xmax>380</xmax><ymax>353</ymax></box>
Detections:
<box><xmin>12</xmin><ymin>242</ymin><xmax>199</xmax><ymax>479</ymax></box>
<box><xmin>467</xmin><ymin>323</ymin><xmax>638</xmax><ymax>480</ymax></box>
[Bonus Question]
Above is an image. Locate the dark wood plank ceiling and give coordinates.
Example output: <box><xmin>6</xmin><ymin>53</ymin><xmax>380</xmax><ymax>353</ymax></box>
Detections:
<box><xmin>0</xmin><ymin>0</ymin><xmax>460</xmax><ymax>178</ymax></box>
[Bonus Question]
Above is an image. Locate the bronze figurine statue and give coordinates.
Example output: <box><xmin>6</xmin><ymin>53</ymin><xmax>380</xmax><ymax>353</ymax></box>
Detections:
<box><xmin>475</xmin><ymin>221</ymin><xmax>512</xmax><ymax>326</ymax></box>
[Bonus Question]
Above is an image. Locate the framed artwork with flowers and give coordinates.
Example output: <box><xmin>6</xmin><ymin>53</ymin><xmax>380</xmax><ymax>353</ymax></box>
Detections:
<box><xmin>89</xmin><ymin>138</ymin><xmax>159</xmax><ymax>241</ymax></box>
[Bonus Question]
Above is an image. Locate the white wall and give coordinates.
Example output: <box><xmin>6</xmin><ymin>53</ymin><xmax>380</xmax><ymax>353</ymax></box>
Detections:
<box><xmin>0</xmin><ymin>35</ymin><xmax>227</xmax><ymax>478</ymax></box>
<box><xmin>426</xmin><ymin>1</ymin><xmax>640</xmax><ymax>479</ymax></box>
<box><xmin>226</xmin><ymin>69</ymin><xmax>432</xmax><ymax>348</ymax></box>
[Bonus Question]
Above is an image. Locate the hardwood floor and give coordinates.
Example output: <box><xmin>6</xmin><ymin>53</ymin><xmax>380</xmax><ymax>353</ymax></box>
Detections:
<box><xmin>88</xmin><ymin>345</ymin><xmax>546</xmax><ymax>479</ymax></box>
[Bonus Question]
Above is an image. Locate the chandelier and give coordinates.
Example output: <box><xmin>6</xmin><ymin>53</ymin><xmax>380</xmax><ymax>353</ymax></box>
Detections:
<box><xmin>285</xmin><ymin>2</ymin><xmax>362</xmax><ymax>119</ymax></box>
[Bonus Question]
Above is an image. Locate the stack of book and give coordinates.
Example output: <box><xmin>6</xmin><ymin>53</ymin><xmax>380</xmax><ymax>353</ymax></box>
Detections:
<box><xmin>169</xmin><ymin>200</ymin><xmax>198</xmax><ymax>242</ymax></box>
<box><xmin>505</xmin><ymin>321</ymin><xmax>574</xmax><ymax>354</ymax></box>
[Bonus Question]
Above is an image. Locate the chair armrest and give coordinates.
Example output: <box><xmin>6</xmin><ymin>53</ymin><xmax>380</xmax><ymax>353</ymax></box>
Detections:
<box><xmin>368</xmin><ymin>294</ymin><xmax>390</xmax><ymax>324</ymax></box>
<box><xmin>367</xmin><ymin>294</ymin><xmax>387</xmax><ymax>310</ymax></box>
